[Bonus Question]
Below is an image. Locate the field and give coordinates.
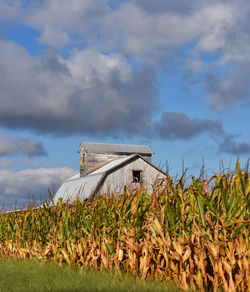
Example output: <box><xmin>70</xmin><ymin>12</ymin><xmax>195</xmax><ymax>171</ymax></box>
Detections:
<box><xmin>0</xmin><ymin>161</ymin><xmax>249</xmax><ymax>291</ymax></box>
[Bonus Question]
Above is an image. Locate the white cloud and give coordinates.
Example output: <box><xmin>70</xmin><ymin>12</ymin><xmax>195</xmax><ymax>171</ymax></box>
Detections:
<box><xmin>0</xmin><ymin>41</ymin><xmax>155</xmax><ymax>136</ymax></box>
<box><xmin>27</xmin><ymin>0</ymin><xmax>107</xmax><ymax>46</ymax></box>
<box><xmin>3</xmin><ymin>1</ymin><xmax>250</xmax><ymax>65</ymax></box>
<box><xmin>23</xmin><ymin>0</ymin><xmax>243</xmax><ymax>62</ymax></box>
<box><xmin>37</xmin><ymin>26</ymin><xmax>69</xmax><ymax>47</ymax></box>
<box><xmin>65</xmin><ymin>49</ymin><xmax>131</xmax><ymax>85</ymax></box>
<box><xmin>0</xmin><ymin>167</ymin><xmax>77</xmax><ymax>209</ymax></box>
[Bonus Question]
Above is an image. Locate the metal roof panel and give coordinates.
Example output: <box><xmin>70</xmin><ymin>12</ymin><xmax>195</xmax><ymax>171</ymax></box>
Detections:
<box><xmin>52</xmin><ymin>173</ymin><xmax>103</xmax><ymax>204</ymax></box>
<box><xmin>52</xmin><ymin>155</ymin><xmax>136</xmax><ymax>204</ymax></box>
<box><xmin>78</xmin><ymin>142</ymin><xmax>154</xmax><ymax>154</ymax></box>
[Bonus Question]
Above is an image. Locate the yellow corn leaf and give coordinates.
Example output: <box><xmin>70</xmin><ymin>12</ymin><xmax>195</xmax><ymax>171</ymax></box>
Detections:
<box><xmin>208</xmin><ymin>243</ymin><xmax>218</xmax><ymax>258</ymax></box>
<box><xmin>173</xmin><ymin>241</ymin><xmax>183</xmax><ymax>257</ymax></box>
<box><xmin>101</xmin><ymin>253</ymin><xmax>108</xmax><ymax>268</ymax></box>
<box><xmin>182</xmin><ymin>247</ymin><xmax>191</xmax><ymax>262</ymax></box>
<box><xmin>151</xmin><ymin>218</ymin><xmax>164</xmax><ymax>238</ymax></box>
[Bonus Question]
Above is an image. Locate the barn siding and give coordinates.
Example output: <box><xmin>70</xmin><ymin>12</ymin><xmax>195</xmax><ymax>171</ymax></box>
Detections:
<box><xmin>98</xmin><ymin>158</ymin><xmax>165</xmax><ymax>195</ymax></box>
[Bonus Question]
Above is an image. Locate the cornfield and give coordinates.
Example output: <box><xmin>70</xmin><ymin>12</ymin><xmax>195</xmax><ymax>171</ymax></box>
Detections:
<box><xmin>0</xmin><ymin>161</ymin><xmax>249</xmax><ymax>291</ymax></box>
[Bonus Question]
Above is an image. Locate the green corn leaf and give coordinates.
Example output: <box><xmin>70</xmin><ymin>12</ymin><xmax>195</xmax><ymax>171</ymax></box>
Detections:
<box><xmin>197</xmin><ymin>196</ymin><xmax>205</xmax><ymax>226</ymax></box>
<box><xmin>219</xmin><ymin>178</ymin><xmax>228</xmax><ymax>215</ymax></box>
<box><xmin>105</xmin><ymin>242</ymin><xmax>114</xmax><ymax>255</ymax></box>
<box><xmin>232</xmin><ymin>223</ymin><xmax>246</xmax><ymax>239</ymax></box>
<box><xmin>166</xmin><ymin>203</ymin><xmax>175</xmax><ymax>227</ymax></box>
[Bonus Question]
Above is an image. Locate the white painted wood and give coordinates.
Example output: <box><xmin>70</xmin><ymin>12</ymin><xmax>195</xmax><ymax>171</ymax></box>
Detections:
<box><xmin>98</xmin><ymin>157</ymin><xmax>165</xmax><ymax>195</ymax></box>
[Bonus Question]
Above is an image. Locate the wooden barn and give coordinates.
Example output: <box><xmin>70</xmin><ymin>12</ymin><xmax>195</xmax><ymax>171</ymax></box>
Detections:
<box><xmin>52</xmin><ymin>142</ymin><xmax>166</xmax><ymax>204</ymax></box>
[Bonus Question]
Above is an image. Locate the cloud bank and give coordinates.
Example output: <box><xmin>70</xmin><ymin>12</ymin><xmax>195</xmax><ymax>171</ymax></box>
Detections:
<box><xmin>1</xmin><ymin>0</ymin><xmax>250</xmax><ymax>111</ymax></box>
<box><xmin>0</xmin><ymin>41</ymin><xmax>156</xmax><ymax>136</ymax></box>
<box><xmin>0</xmin><ymin>167</ymin><xmax>77</xmax><ymax>209</ymax></box>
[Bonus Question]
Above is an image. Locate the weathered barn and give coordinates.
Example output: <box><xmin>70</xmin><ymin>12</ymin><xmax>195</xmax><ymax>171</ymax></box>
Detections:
<box><xmin>52</xmin><ymin>142</ymin><xmax>165</xmax><ymax>204</ymax></box>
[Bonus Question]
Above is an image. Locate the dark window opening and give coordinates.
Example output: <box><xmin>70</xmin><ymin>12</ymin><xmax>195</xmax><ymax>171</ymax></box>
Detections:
<box><xmin>132</xmin><ymin>170</ymin><xmax>141</xmax><ymax>182</ymax></box>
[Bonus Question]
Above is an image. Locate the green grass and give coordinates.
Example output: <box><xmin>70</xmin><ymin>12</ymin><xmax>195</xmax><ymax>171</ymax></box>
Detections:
<box><xmin>0</xmin><ymin>259</ymin><xmax>180</xmax><ymax>292</ymax></box>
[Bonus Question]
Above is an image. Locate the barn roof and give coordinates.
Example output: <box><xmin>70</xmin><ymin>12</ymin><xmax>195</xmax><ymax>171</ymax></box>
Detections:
<box><xmin>52</xmin><ymin>154</ymin><xmax>164</xmax><ymax>205</ymax></box>
<box><xmin>78</xmin><ymin>142</ymin><xmax>154</xmax><ymax>154</ymax></box>
<box><xmin>52</xmin><ymin>155</ymin><xmax>135</xmax><ymax>204</ymax></box>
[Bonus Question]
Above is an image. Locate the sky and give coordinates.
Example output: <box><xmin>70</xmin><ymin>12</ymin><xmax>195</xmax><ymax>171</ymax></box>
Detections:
<box><xmin>0</xmin><ymin>0</ymin><xmax>249</xmax><ymax>209</ymax></box>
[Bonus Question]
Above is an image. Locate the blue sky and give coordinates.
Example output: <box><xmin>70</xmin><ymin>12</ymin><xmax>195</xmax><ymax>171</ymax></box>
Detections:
<box><xmin>0</xmin><ymin>0</ymin><xmax>249</xmax><ymax>208</ymax></box>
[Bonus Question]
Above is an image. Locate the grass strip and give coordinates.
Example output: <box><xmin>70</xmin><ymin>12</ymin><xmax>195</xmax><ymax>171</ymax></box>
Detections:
<box><xmin>0</xmin><ymin>258</ymin><xmax>180</xmax><ymax>292</ymax></box>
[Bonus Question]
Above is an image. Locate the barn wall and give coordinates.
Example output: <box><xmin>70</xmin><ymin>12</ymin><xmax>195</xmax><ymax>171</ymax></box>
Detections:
<box><xmin>98</xmin><ymin>158</ymin><xmax>165</xmax><ymax>195</ymax></box>
<box><xmin>86</xmin><ymin>153</ymin><xmax>126</xmax><ymax>172</ymax></box>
